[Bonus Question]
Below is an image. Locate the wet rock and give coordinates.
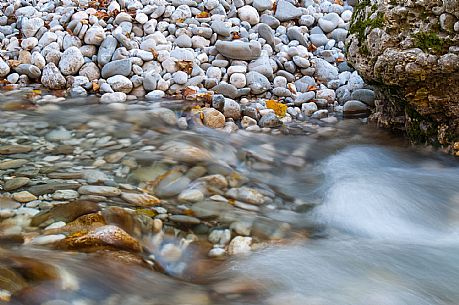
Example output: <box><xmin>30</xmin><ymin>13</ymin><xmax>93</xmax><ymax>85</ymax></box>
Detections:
<box><xmin>178</xmin><ymin>189</ymin><xmax>205</xmax><ymax>202</ymax></box>
<box><xmin>0</xmin><ymin>159</ymin><xmax>28</xmax><ymax>170</ymax></box>
<box><xmin>27</xmin><ymin>183</ymin><xmax>81</xmax><ymax>196</ymax></box>
<box><xmin>202</xmin><ymin>108</ymin><xmax>225</xmax><ymax>128</ymax></box>
<box><xmin>169</xmin><ymin>215</ymin><xmax>201</xmax><ymax>225</ymax></box>
<box><xmin>55</xmin><ymin>225</ymin><xmax>141</xmax><ymax>252</ymax></box>
<box><xmin>45</xmin><ymin>128</ymin><xmax>72</xmax><ymax>141</ymax></box>
<box><xmin>228</xmin><ymin>236</ymin><xmax>252</xmax><ymax>255</ymax></box>
<box><xmin>191</xmin><ymin>200</ymin><xmax>233</xmax><ymax>219</ymax></box>
<box><xmin>226</xmin><ymin>187</ymin><xmax>266</xmax><ymax>205</ymax></box>
<box><xmin>4</xmin><ymin>177</ymin><xmax>30</xmax><ymax>191</ymax></box>
<box><xmin>148</xmin><ymin>108</ymin><xmax>177</xmax><ymax>126</ymax></box>
<box><xmin>100</xmin><ymin>92</ymin><xmax>127</xmax><ymax>103</ymax></box>
<box><xmin>120</xmin><ymin>192</ymin><xmax>160</xmax><ymax>207</ymax></box>
<box><xmin>208</xmin><ymin>229</ymin><xmax>231</xmax><ymax>245</ymax></box>
<box><xmin>0</xmin><ymin>145</ymin><xmax>32</xmax><ymax>154</ymax></box>
<box><xmin>31</xmin><ymin>200</ymin><xmax>100</xmax><ymax>227</ymax></box>
<box><xmin>30</xmin><ymin>234</ymin><xmax>66</xmax><ymax>245</ymax></box>
<box><xmin>52</xmin><ymin>190</ymin><xmax>80</xmax><ymax>200</ymax></box>
<box><xmin>258</xmin><ymin>113</ymin><xmax>282</xmax><ymax>128</ymax></box>
<box><xmin>343</xmin><ymin>100</ymin><xmax>369</xmax><ymax>115</ymax></box>
<box><xmin>78</xmin><ymin>185</ymin><xmax>121</xmax><ymax>196</ymax></box>
<box><xmin>0</xmin><ymin>196</ymin><xmax>21</xmax><ymax>209</ymax></box>
<box><xmin>160</xmin><ymin>142</ymin><xmax>211</xmax><ymax>163</ymax></box>
<box><xmin>155</xmin><ymin>171</ymin><xmax>191</xmax><ymax>198</ymax></box>
<box><xmin>351</xmin><ymin>88</ymin><xmax>375</xmax><ymax>107</ymax></box>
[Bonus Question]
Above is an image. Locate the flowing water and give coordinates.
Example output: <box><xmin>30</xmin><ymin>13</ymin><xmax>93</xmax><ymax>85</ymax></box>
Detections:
<box><xmin>1</xmin><ymin>96</ymin><xmax>459</xmax><ymax>305</ymax></box>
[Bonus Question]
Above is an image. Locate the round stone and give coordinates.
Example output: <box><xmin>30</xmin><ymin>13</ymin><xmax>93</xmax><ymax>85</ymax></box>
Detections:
<box><xmin>238</xmin><ymin>6</ymin><xmax>260</xmax><ymax>25</ymax></box>
<box><xmin>202</xmin><ymin>108</ymin><xmax>225</xmax><ymax>128</ymax></box>
<box><xmin>230</xmin><ymin>73</ymin><xmax>246</xmax><ymax>89</ymax></box>
<box><xmin>173</xmin><ymin>71</ymin><xmax>188</xmax><ymax>85</ymax></box>
<box><xmin>107</xmin><ymin>75</ymin><xmax>133</xmax><ymax>93</ymax></box>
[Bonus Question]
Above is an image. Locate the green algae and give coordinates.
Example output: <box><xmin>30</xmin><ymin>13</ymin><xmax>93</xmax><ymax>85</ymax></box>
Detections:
<box><xmin>413</xmin><ymin>31</ymin><xmax>444</xmax><ymax>54</ymax></box>
<box><xmin>349</xmin><ymin>0</ymin><xmax>385</xmax><ymax>54</ymax></box>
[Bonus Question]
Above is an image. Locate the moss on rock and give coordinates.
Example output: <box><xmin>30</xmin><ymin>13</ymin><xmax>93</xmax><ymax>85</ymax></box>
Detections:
<box><xmin>413</xmin><ymin>31</ymin><xmax>445</xmax><ymax>54</ymax></box>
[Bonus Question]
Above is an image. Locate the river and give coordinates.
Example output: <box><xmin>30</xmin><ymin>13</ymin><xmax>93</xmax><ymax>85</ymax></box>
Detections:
<box><xmin>1</xmin><ymin>96</ymin><xmax>458</xmax><ymax>305</ymax></box>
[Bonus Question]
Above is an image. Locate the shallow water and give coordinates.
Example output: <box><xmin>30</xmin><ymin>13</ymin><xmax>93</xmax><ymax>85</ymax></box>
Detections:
<box><xmin>1</xmin><ymin>98</ymin><xmax>458</xmax><ymax>305</ymax></box>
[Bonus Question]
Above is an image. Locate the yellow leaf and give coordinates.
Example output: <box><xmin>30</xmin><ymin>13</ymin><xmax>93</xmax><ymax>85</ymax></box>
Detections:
<box><xmin>266</xmin><ymin>99</ymin><xmax>287</xmax><ymax>117</ymax></box>
<box><xmin>196</xmin><ymin>11</ymin><xmax>209</xmax><ymax>18</ymax></box>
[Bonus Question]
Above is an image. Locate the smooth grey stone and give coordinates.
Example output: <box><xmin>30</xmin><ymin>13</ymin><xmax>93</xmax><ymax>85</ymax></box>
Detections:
<box><xmin>156</xmin><ymin>174</ymin><xmax>191</xmax><ymax>198</ymax></box>
<box><xmin>309</xmin><ymin>33</ymin><xmax>329</xmax><ymax>46</ymax></box>
<box><xmin>169</xmin><ymin>215</ymin><xmax>201</xmax><ymax>224</ymax></box>
<box><xmin>338</xmin><ymin>61</ymin><xmax>354</xmax><ymax>73</ymax></box>
<box><xmin>260</xmin><ymin>15</ymin><xmax>280</xmax><ymax>28</ymax></box>
<box><xmin>97</xmin><ymin>35</ymin><xmax>117</xmax><ymax>66</ymax></box>
<box><xmin>14</xmin><ymin>64</ymin><xmax>41</xmax><ymax>79</ymax></box>
<box><xmin>274</xmin><ymin>0</ymin><xmax>303</xmax><ymax>21</ymax></box>
<box><xmin>246</xmin><ymin>71</ymin><xmax>271</xmax><ymax>94</ymax></box>
<box><xmin>41</xmin><ymin>63</ymin><xmax>66</xmax><ymax>89</ymax></box>
<box><xmin>258</xmin><ymin>23</ymin><xmax>275</xmax><ymax>47</ymax></box>
<box><xmin>70</xmin><ymin>86</ymin><xmax>87</xmax><ymax>97</ymax></box>
<box><xmin>186</xmin><ymin>75</ymin><xmax>206</xmax><ymax>86</ymax></box>
<box><xmin>223</xmin><ymin>98</ymin><xmax>241</xmax><ymax>120</ymax></box>
<box><xmin>311</xmin><ymin>109</ymin><xmax>328</xmax><ymax>119</ymax></box>
<box><xmin>310</xmin><ymin>26</ymin><xmax>324</xmax><ymax>35</ymax></box>
<box><xmin>343</xmin><ymin>100</ymin><xmax>369</xmax><ymax>114</ymax></box>
<box><xmin>212</xmin><ymin>83</ymin><xmax>239</xmax><ymax>99</ymax></box>
<box><xmin>272</xmin><ymin>87</ymin><xmax>292</xmax><ymax>97</ymax></box>
<box><xmin>242</xmin><ymin>106</ymin><xmax>259</xmax><ymax>120</ymax></box>
<box><xmin>294</xmin><ymin>91</ymin><xmax>316</xmax><ymax>105</ymax></box>
<box><xmin>191</xmin><ymin>26</ymin><xmax>213</xmax><ymax>39</ymax></box>
<box><xmin>170</xmin><ymin>48</ymin><xmax>194</xmax><ymax>61</ymax></box>
<box><xmin>294</xmin><ymin>76</ymin><xmax>316</xmax><ymax>92</ymax></box>
<box><xmin>175</xmin><ymin>34</ymin><xmax>192</xmax><ymax>47</ymax></box>
<box><xmin>314</xmin><ymin>98</ymin><xmax>329</xmax><ymax>109</ymax></box>
<box><xmin>311</xmin><ymin>58</ymin><xmax>338</xmax><ymax>82</ymax></box>
<box><xmin>287</xmin><ymin>27</ymin><xmax>308</xmax><ymax>47</ymax></box>
<box><xmin>101</xmin><ymin>59</ymin><xmax>132</xmax><ymax>79</ymax></box>
<box><xmin>215</xmin><ymin>40</ymin><xmax>261</xmax><ymax>60</ymax></box>
<box><xmin>336</xmin><ymin>85</ymin><xmax>352</xmax><ymax>104</ymax></box>
<box><xmin>212</xmin><ymin>59</ymin><xmax>230</xmax><ymax>67</ymax></box>
<box><xmin>259</xmin><ymin>112</ymin><xmax>282</xmax><ymax>128</ymax></box>
<box><xmin>237</xmin><ymin>88</ymin><xmax>251</xmax><ymax>97</ymax></box>
<box><xmin>248</xmin><ymin>55</ymin><xmax>273</xmax><ymax>78</ymax></box>
<box><xmin>253</xmin><ymin>0</ymin><xmax>273</xmax><ymax>11</ymax></box>
<box><xmin>284</xmin><ymin>61</ymin><xmax>296</xmax><ymax>74</ymax></box>
<box><xmin>299</xmin><ymin>15</ymin><xmax>315</xmax><ymax>27</ymax></box>
<box><xmin>330</xmin><ymin>28</ymin><xmax>348</xmax><ymax>42</ymax></box>
<box><xmin>318</xmin><ymin>12</ymin><xmax>340</xmax><ymax>33</ymax></box>
<box><xmin>212</xmin><ymin>94</ymin><xmax>225</xmax><ymax>111</ymax></box>
<box><xmin>276</xmin><ymin>70</ymin><xmax>295</xmax><ymax>83</ymax></box>
<box><xmin>351</xmin><ymin>89</ymin><xmax>375</xmax><ymax>107</ymax></box>
<box><xmin>211</xmin><ymin>20</ymin><xmax>231</xmax><ymax>36</ymax></box>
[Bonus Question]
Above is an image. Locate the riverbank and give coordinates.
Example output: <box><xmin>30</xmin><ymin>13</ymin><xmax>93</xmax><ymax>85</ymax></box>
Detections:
<box><xmin>0</xmin><ymin>0</ymin><xmax>376</xmax><ymax>130</ymax></box>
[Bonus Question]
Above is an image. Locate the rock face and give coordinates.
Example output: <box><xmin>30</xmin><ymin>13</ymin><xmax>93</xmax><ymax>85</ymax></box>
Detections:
<box><xmin>346</xmin><ymin>0</ymin><xmax>459</xmax><ymax>153</ymax></box>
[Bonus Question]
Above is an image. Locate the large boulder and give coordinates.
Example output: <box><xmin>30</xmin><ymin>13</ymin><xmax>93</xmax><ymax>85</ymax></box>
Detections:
<box><xmin>346</xmin><ymin>0</ymin><xmax>459</xmax><ymax>154</ymax></box>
